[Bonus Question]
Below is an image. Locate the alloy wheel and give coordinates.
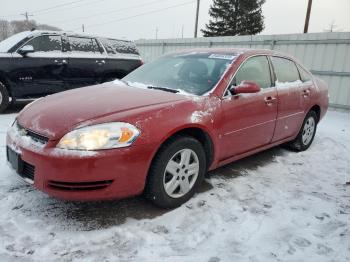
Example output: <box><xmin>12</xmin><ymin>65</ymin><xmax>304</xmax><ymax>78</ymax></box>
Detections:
<box><xmin>302</xmin><ymin>116</ymin><xmax>315</xmax><ymax>145</ymax></box>
<box><xmin>163</xmin><ymin>149</ymin><xmax>200</xmax><ymax>198</ymax></box>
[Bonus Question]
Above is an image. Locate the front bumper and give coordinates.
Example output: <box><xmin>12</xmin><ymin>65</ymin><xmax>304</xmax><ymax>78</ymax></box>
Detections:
<box><xmin>6</xmin><ymin>126</ymin><xmax>155</xmax><ymax>201</ymax></box>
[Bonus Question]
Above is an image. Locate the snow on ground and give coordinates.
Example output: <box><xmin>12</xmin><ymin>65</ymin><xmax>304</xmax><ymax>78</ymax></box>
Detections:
<box><xmin>0</xmin><ymin>105</ymin><xmax>349</xmax><ymax>262</ymax></box>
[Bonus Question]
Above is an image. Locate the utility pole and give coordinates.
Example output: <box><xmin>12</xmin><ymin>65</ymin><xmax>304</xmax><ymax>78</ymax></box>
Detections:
<box><xmin>21</xmin><ymin>11</ymin><xmax>33</xmax><ymax>22</ymax></box>
<box><xmin>329</xmin><ymin>20</ymin><xmax>336</xmax><ymax>32</ymax></box>
<box><xmin>194</xmin><ymin>0</ymin><xmax>200</xmax><ymax>38</ymax></box>
<box><xmin>82</xmin><ymin>24</ymin><xmax>85</xmax><ymax>33</ymax></box>
<box><xmin>303</xmin><ymin>0</ymin><xmax>313</xmax><ymax>33</ymax></box>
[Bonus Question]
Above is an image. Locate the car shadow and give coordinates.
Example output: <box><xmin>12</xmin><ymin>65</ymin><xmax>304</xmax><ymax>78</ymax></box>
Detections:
<box><xmin>29</xmin><ymin>146</ymin><xmax>285</xmax><ymax>231</ymax></box>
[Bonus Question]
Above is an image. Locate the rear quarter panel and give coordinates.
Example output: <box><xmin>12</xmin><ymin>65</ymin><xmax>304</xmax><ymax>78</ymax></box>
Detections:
<box><xmin>312</xmin><ymin>76</ymin><xmax>329</xmax><ymax>121</ymax></box>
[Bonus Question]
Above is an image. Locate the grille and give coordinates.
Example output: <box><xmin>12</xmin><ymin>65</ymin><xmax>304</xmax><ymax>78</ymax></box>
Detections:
<box><xmin>48</xmin><ymin>180</ymin><xmax>113</xmax><ymax>191</ymax></box>
<box><xmin>21</xmin><ymin>161</ymin><xmax>35</xmax><ymax>181</ymax></box>
<box><xmin>18</xmin><ymin>123</ymin><xmax>49</xmax><ymax>144</ymax></box>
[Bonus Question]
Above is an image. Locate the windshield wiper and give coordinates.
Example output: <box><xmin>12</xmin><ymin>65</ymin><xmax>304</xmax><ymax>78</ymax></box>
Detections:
<box><xmin>119</xmin><ymin>79</ymin><xmax>130</xmax><ymax>86</ymax></box>
<box><xmin>147</xmin><ymin>86</ymin><xmax>179</xmax><ymax>93</ymax></box>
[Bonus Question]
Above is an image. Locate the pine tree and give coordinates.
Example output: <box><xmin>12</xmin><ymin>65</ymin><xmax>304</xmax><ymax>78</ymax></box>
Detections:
<box><xmin>202</xmin><ymin>0</ymin><xmax>265</xmax><ymax>37</ymax></box>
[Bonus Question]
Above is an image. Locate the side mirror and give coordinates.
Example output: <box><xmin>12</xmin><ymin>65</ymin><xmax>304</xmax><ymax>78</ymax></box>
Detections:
<box><xmin>18</xmin><ymin>45</ymin><xmax>34</xmax><ymax>56</ymax></box>
<box><xmin>230</xmin><ymin>80</ymin><xmax>261</xmax><ymax>95</ymax></box>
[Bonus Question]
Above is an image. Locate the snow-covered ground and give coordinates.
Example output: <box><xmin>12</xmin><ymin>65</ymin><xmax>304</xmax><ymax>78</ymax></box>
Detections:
<box><xmin>0</xmin><ymin>106</ymin><xmax>349</xmax><ymax>262</ymax></box>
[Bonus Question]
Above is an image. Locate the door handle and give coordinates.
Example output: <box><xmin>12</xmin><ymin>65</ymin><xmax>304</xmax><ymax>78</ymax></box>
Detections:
<box><xmin>302</xmin><ymin>89</ymin><xmax>311</xmax><ymax>98</ymax></box>
<box><xmin>54</xmin><ymin>59</ymin><xmax>67</xmax><ymax>66</ymax></box>
<box><xmin>264</xmin><ymin>96</ymin><xmax>277</xmax><ymax>106</ymax></box>
<box><xmin>96</xmin><ymin>60</ymin><xmax>106</xmax><ymax>65</ymax></box>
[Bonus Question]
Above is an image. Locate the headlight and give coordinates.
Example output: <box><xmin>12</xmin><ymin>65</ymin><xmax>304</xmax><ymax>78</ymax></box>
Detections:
<box><xmin>57</xmin><ymin>122</ymin><xmax>140</xmax><ymax>151</ymax></box>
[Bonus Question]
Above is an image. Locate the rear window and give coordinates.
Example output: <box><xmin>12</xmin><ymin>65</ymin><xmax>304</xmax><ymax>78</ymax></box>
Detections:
<box><xmin>69</xmin><ymin>36</ymin><xmax>100</xmax><ymax>53</ymax></box>
<box><xmin>100</xmin><ymin>38</ymin><xmax>139</xmax><ymax>55</ymax></box>
<box><xmin>271</xmin><ymin>56</ymin><xmax>300</xmax><ymax>83</ymax></box>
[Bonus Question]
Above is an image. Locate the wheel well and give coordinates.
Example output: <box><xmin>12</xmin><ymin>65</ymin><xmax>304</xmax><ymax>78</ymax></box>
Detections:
<box><xmin>162</xmin><ymin>127</ymin><xmax>214</xmax><ymax>169</ymax></box>
<box><xmin>309</xmin><ymin>105</ymin><xmax>321</xmax><ymax>123</ymax></box>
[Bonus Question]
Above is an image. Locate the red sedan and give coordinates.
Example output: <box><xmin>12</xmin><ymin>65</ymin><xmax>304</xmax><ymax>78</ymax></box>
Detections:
<box><xmin>6</xmin><ymin>49</ymin><xmax>329</xmax><ymax>208</ymax></box>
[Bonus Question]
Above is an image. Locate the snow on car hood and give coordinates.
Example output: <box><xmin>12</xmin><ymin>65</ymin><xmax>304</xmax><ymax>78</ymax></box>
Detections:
<box><xmin>16</xmin><ymin>83</ymin><xmax>186</xmax><ymax>140</ymax></box>
<box><xmin>0</xmin><ymin>31</ymin><xmax>32</xmax><ymax>52</ymax></box>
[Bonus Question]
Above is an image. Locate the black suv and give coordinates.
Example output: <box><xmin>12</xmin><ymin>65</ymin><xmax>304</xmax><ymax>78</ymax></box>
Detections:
<box><xmin>0</xmin><ymin>30</ymin><xmax>143</xmax><ymax>112</ymax></box>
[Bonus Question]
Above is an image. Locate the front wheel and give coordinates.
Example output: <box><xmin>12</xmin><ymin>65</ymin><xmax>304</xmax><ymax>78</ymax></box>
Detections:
<box><xmin>145</xmin><ymin>136</ymin><xmax>207</xmax><ymax>208</ymax></box>
<box><xmin>287</xmin><ymin>110</ymin><xmax>318</xmax><ymax>152</ymax></box>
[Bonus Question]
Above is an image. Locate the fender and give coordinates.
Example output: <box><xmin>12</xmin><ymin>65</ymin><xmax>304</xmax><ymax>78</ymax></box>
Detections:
<box><xmin>150</xmin><ymin>122</ymin><xmax>219</xmax><ymax>171</ymax></box>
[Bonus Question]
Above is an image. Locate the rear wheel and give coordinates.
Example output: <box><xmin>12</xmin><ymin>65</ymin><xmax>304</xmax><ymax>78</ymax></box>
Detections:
<box><xmin>145</xmin><ymin>136</ymin><xmax>206</xmax><ymax>208</ymax></box>
<box><xmin>0</xmin><ymin>81</ymin><xmax>10</xmax><ymax>113</ymax></box>
<box><xmin>287</xmin><ymin>110</ymin><xmax>318</xmax><ymax>152</ymax></box>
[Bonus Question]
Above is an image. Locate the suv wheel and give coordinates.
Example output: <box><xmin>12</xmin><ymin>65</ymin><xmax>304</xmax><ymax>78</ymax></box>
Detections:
<box><xmin>145</xmin><ymin>136</ymin><xmax>207</xmax><ymax>208</ymax></box>
<box><xmin>287</xmin><ymin>110</ymin><xmax>318</xmax><ymax>152</ymax></box>
<box><xmin>0</xmin><ymin>81</ymin><xmax>10</xmax><ymax>113</ymax></box>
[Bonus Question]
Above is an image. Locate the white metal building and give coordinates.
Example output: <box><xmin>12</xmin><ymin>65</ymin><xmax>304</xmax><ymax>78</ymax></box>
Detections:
<box><xmin>136</xmin><ymin>32</ymin><xmax>350</xmax><ymax>109</ymax></box>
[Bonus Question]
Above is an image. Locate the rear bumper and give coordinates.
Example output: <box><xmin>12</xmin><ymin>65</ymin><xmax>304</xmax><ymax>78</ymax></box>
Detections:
<box><xmin>6</xmin><ymin>127</ymin><xmax>155</xmax><ymax>201</ymax></box>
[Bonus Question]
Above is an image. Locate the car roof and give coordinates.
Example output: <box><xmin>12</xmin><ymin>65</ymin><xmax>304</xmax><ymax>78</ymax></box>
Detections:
<box><xmin>26</xmin><ymin>30</ymin><xmax>133</xmax><ymax>43</ymax></box>
<box><xmin>170</xmin><ymin>48</ymin><xmax>293</xmax><ymax>60</ymax></box>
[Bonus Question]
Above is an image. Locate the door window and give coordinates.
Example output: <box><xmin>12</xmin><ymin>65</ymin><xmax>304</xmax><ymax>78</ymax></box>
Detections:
<box><xmin>297</xmin><ymin>65</ymin><xmax>312</xmax><ymax>82</ymax></box>
<box><xmin>233</xmin><ymin>56</ymin><xmax>272</xmax><ymax>89</ymax></box>
<box><xmin>68</xmin><ymin>37</ymin><xmax>101</xmax><ymax>53</ymax></box>
<box><xmin>25</xmin><ymin>35</ymin><xmax>62</xmax><ymax>52</ymax></box>
<box><xmin>271</xmin><ymin>57</ymin><xmax>300</xmax><ymax>84</ymax></box>
<box><xmin>100</xmin><ymin>38</ymin><xmax>139</xmax><ymax>55</ymax></box>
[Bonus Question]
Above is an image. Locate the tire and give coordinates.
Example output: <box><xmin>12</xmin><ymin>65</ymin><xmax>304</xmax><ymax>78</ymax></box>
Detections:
<box><xmin>0</xmin><ymin>81</ymin><xmax>10</xmax><ymax>113</ymax></box>
<box><xmin>145</xmin><ymin>136</ymin><xmax>207</xmax><ymax>208</ymax></box>
<box><xmin>287</xmin><ymin>110</ymin><xmax>318</xmax><ymax>152</ymax></box>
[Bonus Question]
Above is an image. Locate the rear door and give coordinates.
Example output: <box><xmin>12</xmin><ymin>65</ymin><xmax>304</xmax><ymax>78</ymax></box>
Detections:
<box><xmin>99</xmin><ymin>38</ymin><xmax>142</xmax><ymax>81</ymax></box>
<box><xmin>66</xmin><ymin>36</ymin><xmax>105</xmax><ymax>89</ymax></box>
<box><xmin>297</xmin><ymin>64</ymin><xmax>314</xmax><ymax>110</ymax></box>
<box><xmin>270</xmin><ymin>56</ymin><xmax>305</xmax><ymax>142</ymax></box>
<box><xmin>10</xmin><ymin>34</ymin><xmax>67</xmax><ymax>97</ymax></box>
<box><xmin>219</xmin><ymin>55</ymin><xmax>278</xmax><ymax>160</ymax></box>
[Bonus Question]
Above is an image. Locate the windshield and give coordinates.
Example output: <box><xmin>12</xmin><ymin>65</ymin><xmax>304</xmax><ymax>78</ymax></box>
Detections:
<box><xmin>122</xmin><ymin>52</ymin><xmax>238</xmax><ymax>95</ymax></box>
<box><xmin>0</xmin><ymin>31</ymin><xmax>32</xmax><ymax>53</ymax></box>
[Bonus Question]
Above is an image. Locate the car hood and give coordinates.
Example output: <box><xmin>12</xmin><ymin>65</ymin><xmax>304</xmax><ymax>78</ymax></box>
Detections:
<box><xmin>17</xmin><ymin>83</ymin><xmax>187</xmax><ymax>140</ymax></box>
<box><xmin>0</xmin><ymin>52</ymin><xmax>13</xmax><ymax>57</ymax></box>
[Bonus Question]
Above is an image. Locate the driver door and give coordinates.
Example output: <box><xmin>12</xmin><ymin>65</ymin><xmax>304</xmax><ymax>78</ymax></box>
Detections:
<box><xmin>11</xmin><ymin>34</ymin><xmax>67</xmax><ymax>97</ymax></box>
<box><xmin>219</xmin><ymin>55</ymin><xmax>278</xmax><ymax>160</ymax></box>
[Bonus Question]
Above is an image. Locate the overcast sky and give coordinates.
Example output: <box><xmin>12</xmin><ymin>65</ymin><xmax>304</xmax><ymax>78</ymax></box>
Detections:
<box><xmin>1</xmin><ymin>0</ymin><xmax>350</xmax><ymax>40</ymax></box>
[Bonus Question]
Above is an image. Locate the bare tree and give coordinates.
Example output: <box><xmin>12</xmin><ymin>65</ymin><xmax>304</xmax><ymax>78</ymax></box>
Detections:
<box><xmin>0</xmin><ymin>20</ymin><xmax>11</xmax><ymax>41</ymax></box>
<box><xmin>10</xmin><ymin>20</ymin><xmax>37</xmax><ymax>34</ymax></box>
<box><xmin>324</xmin><ymin>20</ymin><xmax>342</xmax><ymax>32</ymax></box>
<box><xmin>0</xmin><ymin>19</ymin><xmax>61</xmax><ymax>41</ymax></box>
<box><xmin>36</xmin><ymin>23</ymin><xmax>61</xmax><ymax>31</ymax></box>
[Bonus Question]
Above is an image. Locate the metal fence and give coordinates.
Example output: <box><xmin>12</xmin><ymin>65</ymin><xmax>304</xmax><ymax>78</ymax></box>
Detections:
<box><xmin>136</xmin><ymin>32</ymin><xmax>350</xmax><ymax>109</ymax></box>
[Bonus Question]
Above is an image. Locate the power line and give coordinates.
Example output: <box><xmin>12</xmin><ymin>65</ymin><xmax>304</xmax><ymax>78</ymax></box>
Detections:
<box><xmin>0</xmin><ymin>0</ymin><xmax>90</xmax><ymax>20</ymax></box>
<box><xmin>31</xmin><ymin>0</ymin><xmax>89</xmax><ymax>15</ymax></box>
<box><xmin>48</xmin><ymin>0</ymin><xmax>172</xmax><ymax>25</ymax></box>
<box><xmin>33</xmin><ymin>0</ymin><xmax>107</xmax><ymax>16</ymax></box>
<box><xmin>70</xmin><ymin>0</ymin><xmax>196</xmax><ymax>31</ymax></box>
